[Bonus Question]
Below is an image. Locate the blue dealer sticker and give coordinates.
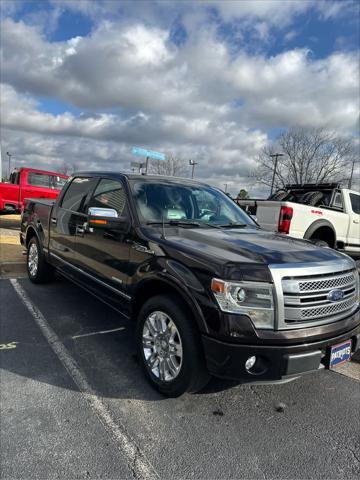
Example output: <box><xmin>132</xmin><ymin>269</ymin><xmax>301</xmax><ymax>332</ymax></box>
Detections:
<box><xmin>329</xmin><ymin>340</ymin><xmax>352</xmax><ymax>368</ymax></box>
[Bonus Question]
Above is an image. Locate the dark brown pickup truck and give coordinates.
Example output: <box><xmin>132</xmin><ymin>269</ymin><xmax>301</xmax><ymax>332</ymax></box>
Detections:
<box><xmin>21</xmin><ymin>172</ymin><xmax>360</xmax><ymax>396</ymax></box>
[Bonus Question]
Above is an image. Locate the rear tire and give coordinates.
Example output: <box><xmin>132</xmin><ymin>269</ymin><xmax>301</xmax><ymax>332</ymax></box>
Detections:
<box><xmin>27</xmin><ymin>236</ymin><xmax>54</xmax><ymax>284</ymax></box>
<box><xmin>268</xmin><ymin>190</ymin><xmax>288</xmax><ymax>201</ymax></box>
<box><xmin>136</xmin><ymin>294</ymin><xmax>210</xmax><ymax>397</ymax></box>
<box><xmin>301</xmin><ymin>191</ymin><xmax>323</xmax><ymax>206</ymax></box>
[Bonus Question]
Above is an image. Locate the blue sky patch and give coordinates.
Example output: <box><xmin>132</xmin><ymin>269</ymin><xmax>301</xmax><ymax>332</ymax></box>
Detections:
<box><xmin>38</xmin><ymin>97</ymin><xmax>81</xmax><ymax>116</ymax></box>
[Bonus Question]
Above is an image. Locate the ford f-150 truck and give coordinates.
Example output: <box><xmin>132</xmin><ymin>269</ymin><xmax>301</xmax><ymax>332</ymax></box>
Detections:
<box><xmin>237</xmin><ymin>183</ymin><xmax>360</xmax><ymax>258</ymax></box>
<box><xmin>20</xmin><ymin>172</ymin><xmax>360</xmax><ymax>397</ymax></box>
<box><xmin>0</xmin><ymin>167</ymin><xmax>68</xmax><ymax>214</ymax></box>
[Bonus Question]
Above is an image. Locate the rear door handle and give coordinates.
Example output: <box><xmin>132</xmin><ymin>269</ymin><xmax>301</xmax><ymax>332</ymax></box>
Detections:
<box><xmin>353</xmin><ymin>219</ymin><xmax>359</xmax><ymax>224</ymax></box>
<box><xmin>51</xmin><ymin>218</ymin><xmax>57</xmax><ymax>225</ymax></box>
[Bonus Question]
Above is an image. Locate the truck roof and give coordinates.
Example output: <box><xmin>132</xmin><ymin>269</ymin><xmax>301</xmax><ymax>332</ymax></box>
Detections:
<box><xmin>14</xmin><ymin>167</ymin><xmax>68</xmax><ymax>178</ymax></box>
<box><xmin>72</xmin><ymin>171</ymin><xmax>209</xmax><ymax>186</ymax></box>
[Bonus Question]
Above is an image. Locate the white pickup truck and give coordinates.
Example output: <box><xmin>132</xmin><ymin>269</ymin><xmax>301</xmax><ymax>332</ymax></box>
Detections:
<box><xmin>237</xmin><ymin>183</ymin><xmax>360</xmax><ymax>259</ymax></box>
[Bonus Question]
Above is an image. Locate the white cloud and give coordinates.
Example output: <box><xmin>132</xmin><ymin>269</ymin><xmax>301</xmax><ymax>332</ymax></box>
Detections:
<box><xmin>0</xmin><ymin>3</ymin><xmax>359</xmax><ymax>194</ymax></box>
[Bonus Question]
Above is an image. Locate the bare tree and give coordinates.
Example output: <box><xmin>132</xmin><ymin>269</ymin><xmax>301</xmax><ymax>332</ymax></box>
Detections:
<box><xmin>148</xmin><ymin>155</ymin><xmax>186</xmax><ymax>177</ymax></box>
<box><xmin>256</xmin><ymin>128</ymin><xmax>355</xmax><ymax>191</ymax></box>
<box><xmin>237</xmin><ymin>188</ymin><xmax>249</xmax><ymax>199</ymax></box>
<box><xmin>58</xmin><ymin>162</ymin><xmax>78</xmax><ymax>176</ymax></box>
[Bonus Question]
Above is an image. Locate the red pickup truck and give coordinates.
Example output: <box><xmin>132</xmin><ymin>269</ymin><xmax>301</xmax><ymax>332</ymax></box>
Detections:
<box><xmin>0</xmin><ymin>167</ymin><xmax>68</xmax><ymax>214</ymax></box>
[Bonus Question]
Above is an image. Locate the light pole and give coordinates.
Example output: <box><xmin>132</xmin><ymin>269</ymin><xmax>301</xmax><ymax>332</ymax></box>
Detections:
<box><xmin>223</xmin><ymin>183</ymin><xmax>228</xmax><ymax>193</ymax></box>
<box><xmin>348</xmin><ymin>157</ymin><xmax>357</xmax><ymax>189</ymax></box>
<box><xmin>189</xmin><ymin>159</ymin><xmax>198</xmax><ymax>179</ymax></box>
<box><xmin>269</xmin><ymin>153</ymin><xmax>284</xmax><ymax>195</ymax></box>
<box><xmin>6</xmin><ymin>151</ymin><xmax>12</xmax><ymax>179</ymax></box>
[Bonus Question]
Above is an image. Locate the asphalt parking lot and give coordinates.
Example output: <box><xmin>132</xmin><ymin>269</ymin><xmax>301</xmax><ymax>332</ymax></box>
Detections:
<box><xmin>1</xmin><ymin>272</ymin><xmax>360</xmax><ymax>480</ymax></box>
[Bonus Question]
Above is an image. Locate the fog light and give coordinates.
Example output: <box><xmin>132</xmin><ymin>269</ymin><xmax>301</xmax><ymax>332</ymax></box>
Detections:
<box><xmin>245</xmin><ymin>355</ymin><xmax>256</xmax><ymax>371</ymax></box>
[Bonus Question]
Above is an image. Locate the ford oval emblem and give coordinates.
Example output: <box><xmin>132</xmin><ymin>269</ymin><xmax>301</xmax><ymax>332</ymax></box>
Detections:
<box><xmin>327</xmin><ymin>289</ymin><xmax>345</xmax><ymax>302</ymax></box>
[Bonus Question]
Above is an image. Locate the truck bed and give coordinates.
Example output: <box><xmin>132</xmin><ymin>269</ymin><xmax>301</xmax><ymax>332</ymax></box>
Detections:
<box><xmin>21</xmin><ymin>199</ymin><xmax>54</xmax><ymax>249</ymax></box>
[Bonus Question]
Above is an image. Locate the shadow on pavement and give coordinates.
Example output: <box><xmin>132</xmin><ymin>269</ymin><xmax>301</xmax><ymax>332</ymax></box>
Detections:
<box><xmin>2</xmin><ymin>274</ymin><xmax>245</xmax><ymax>402</ymax></box>
<box><xmin>0</xmin><ymin>214</ymin><xmax>21</xmax><ymax>231</ymax></box>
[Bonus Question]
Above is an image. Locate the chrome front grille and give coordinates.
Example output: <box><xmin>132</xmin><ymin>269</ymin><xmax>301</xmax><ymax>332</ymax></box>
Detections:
<box><xmin>300</xmin><ymin>295</ymin><xmax>356</xmax><ymax>319</ymax></box>
<box><xmin>269</xmin><ymin>258</ymin><xmax>359</xmax><ymax>330</ymax></box>
<box><xmin>298</xmin><ymin>272</ymin><xmax>355</xmax><ymax>292</ymax></box>
<box><xmin>282</xmin><ymin>269</ymin><xmax>358</xmax><ymax>325</ymax></box>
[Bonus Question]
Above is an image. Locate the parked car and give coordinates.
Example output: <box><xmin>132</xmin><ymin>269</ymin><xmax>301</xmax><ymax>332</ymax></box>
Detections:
<box><xmin>237</xmin><ymin>183</ymin><xmax>360</xmax><ymax>258</ymax></box>
<box><xmin>0</xmin><ymin>167</ymin><xmax>68</xmax><ymax>214</ymax></box>
<box><xmin>20</xmin><ymin>173</ymin><xmax>360</xmax><ymax>396</ymax></box>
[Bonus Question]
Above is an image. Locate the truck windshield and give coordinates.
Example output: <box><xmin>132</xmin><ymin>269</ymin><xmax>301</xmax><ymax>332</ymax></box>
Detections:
<box><xmin>131</xmin><ymin>181</ymin><xmax>255</xmax><ymax>227</ymax></box>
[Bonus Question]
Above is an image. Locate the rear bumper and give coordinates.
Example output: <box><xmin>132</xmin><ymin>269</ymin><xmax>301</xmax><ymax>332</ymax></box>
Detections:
<box><xmin>202</xmin><ymin>313</ymin><xmax>360</xmax><ymax>383</ymax></box>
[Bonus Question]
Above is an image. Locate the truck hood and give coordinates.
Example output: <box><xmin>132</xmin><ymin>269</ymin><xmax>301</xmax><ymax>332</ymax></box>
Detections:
<box><xmin>157</xmin><ymin>226</ymin><xmax>349</xmax><ymax>266</ymax></box>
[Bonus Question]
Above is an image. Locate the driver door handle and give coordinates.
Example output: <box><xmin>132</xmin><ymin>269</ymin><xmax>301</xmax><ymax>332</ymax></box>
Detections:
<box><xmin>76</xmin><ymin>222</ymin><xmax>88</xmax><ymax>236</ymax></box>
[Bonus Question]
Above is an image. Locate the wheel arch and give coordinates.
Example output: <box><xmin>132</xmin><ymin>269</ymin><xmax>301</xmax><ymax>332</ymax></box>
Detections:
<box><xmin>304</xmin><ymin>219</ymin><xmax>337</xmax><ymax>248</ymax></box>
<box><xmin>25</xmin><ymin>225</ymin><xmax>39</xmax><ymax>247</ymax></box>
<box><xmin>131</xmin><ymin>276</ymin><xmax>208</xmax><ymax>333</ymax></box>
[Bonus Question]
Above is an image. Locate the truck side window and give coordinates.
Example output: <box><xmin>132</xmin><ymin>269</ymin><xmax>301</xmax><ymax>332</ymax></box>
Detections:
<box><xmin>88</xmin><ymin>179</ymin><xmax>127</xmax><ymax>217</ymax></box>
<box><xmin>350</xmin><ymin>193</ymin><xmax>360</xmax><ymax>214</ymax></box>
<box><xmin>28</xmin><ymin>172</ymin><xmax>51</xmax><ymax>187</ymax></box>
<box><xmin>61</xmin><ymin>177</ymin><xmax>95</xmax><ymax>212</ymax></box>
<box><xmin>332</xmin><ymin>192</ymin><xmax>343</xmax><ymax>209</ymax></box>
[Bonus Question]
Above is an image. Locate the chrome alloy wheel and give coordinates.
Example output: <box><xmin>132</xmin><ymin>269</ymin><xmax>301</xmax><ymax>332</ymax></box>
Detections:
<box><xmin>28</xmin><ymin>242</ymin><xmax>39</xmax><ymax>277</ymax></box>
<box><xmin>142</xmin><ymin>311</ymin><xmax>183</xmax><ymax>382</ymax></box>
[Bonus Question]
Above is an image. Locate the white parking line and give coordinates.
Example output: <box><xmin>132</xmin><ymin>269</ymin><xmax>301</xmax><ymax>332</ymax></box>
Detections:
<box><xmin>10</xmin><ymin>279</ymin><xmax>159</xmax><ymax>480</ymax></box>
<box><xmin>72</xmin><ymin>327</ymin><xmax>126</xmax><ymax>340</ymax></box>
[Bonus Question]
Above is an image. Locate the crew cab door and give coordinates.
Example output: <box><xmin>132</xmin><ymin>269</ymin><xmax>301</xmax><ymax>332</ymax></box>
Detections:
<box><xmin>74</xmin><ymin>178</ymin><xmax>132</xmax><ymax>311</ymax></box>
<box><xmin>22</xmin><ymin>171</ymin><xmax>52</xmax><ymax>202</ymax></box>
<box><xmin>346</xmin><ymin>191</ymin><xmax>360</xmax><ymax>252</ymax></box>
<box><xmin>49</xmin><ymin>176</ymin><xmax>97</xmax><ymax>273</ymax></box>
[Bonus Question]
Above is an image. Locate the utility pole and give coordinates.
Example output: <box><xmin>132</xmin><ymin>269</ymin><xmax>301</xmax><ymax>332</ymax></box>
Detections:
<box><xmin>189</xmin><ymin>159</ymin><xmax>198</xmax><ymax>179</ymax></box>
<box><xmin>269</xmin><ymin>153</ymin><xmax>284</xmax><ymax>195</ymax></box>
<box><xmin>348</xmin><ymin>157</ymin><xmax>357</xmax><ymax>189</ymax></box>
<box><xmin>6</xmin><ymin>151</ymin><xmax>12</xmax><ymax>179</ymax></box>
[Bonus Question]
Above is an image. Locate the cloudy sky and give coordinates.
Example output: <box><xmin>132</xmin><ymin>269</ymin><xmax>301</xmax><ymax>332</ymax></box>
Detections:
<box><xmin>1</xmin><ymin>0</ymin><xmax>359</xmax><ymax>195</ymax></box>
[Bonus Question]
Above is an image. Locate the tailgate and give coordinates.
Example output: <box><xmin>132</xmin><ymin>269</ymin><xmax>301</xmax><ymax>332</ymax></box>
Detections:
<box><xmin>255</xmin><ymin>201</ymin><xmax>282</xmax><ymax>232</ymax></box>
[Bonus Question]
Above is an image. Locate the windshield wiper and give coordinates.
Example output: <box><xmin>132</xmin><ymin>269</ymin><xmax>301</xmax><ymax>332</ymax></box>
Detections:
<box><xmin>146</xmin><ymin>220</ymin><xmax>201</xmax><ymax>227</ymax></box>
<box><xmin>146</xmin><ymin>220</ymin><xmax>222</xmax><ymax>229</ymax></box>
<box><xmin>217</xmin><ymin>223</ymin><xmax>248</xmax><ymax>228</ymax></box>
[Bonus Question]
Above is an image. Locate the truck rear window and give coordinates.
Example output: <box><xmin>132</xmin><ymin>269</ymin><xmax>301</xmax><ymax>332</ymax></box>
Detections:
<box><xmin>52</xmin><ymin>176</ymin><xmax>67</xmax><ymax>189</ymax></box>
<box><xmin>28</xmin><ymin>172</ymin><xmax>51</xmax><ymax>188</ymax></box>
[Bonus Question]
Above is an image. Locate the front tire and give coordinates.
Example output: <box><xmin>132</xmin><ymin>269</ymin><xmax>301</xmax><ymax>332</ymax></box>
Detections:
<box><xmin>136</xmin><ymin>295</ymin><xmax>210</xmax><ymax>397</ymax></box>
<box><xmin>27</xmin><ymin>236</ymin><xmax>54</xmax><ymax>284</ymax></box>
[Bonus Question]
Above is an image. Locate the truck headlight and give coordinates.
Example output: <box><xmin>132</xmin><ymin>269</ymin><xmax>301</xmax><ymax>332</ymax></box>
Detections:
<box><xmin>211</xmin><ymin>278</ymin><xmax>275</xmax><ymax>329</ymax></box>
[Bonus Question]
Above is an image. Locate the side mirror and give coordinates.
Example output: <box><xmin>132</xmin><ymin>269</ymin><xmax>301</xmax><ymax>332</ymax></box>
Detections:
<box><xmin>87</xmin><ymin>207</ymin><xmax>130</xmax><ymax>232</ymax></box>
<box><xmin>88</xmin><ymin>207</ymin><xmax>118</xmax><ymax>218</ymax></box>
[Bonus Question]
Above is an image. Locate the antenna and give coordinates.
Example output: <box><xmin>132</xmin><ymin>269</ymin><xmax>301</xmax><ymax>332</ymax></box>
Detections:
<box><xmin>161</xmin><ymin>213</ymin><xmax>166</xmax><ymax>239</ymax></box>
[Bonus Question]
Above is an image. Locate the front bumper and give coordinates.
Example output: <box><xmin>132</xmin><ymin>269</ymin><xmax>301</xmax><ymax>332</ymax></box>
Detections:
<box><xmin>202</xmin><ymin>318</ymin><xmax>360</xmax><ymax>383</ymax></box>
